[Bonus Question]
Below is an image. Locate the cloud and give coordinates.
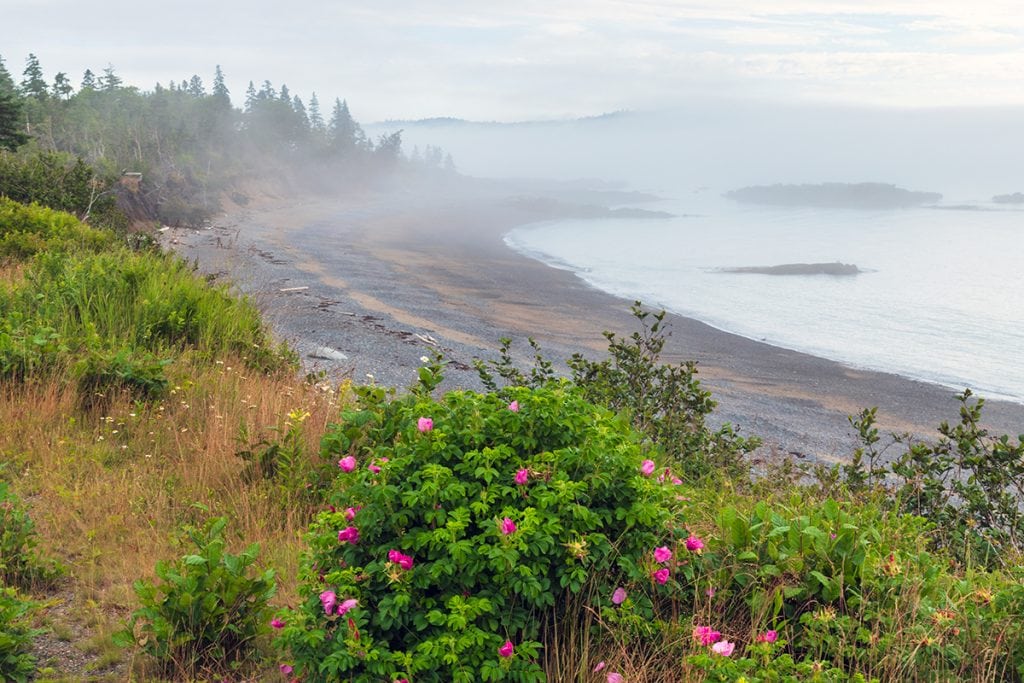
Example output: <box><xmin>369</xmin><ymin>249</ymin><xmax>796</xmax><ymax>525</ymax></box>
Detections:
<box><xmin>3</xmin><ymin>1</ymin><xmax>1024</xmax><ymax>119</ymax></box>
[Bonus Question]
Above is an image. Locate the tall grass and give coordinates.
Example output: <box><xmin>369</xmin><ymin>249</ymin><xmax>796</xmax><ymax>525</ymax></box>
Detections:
<box><xmin>0</xmin><ymin>199</ymin><xmax>334</xmax><ymax>678</ymax></box>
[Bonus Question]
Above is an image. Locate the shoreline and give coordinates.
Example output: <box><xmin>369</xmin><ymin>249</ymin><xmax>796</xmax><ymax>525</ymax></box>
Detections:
<box><xmin>165</xmin><ymin>180</ymin><xmax>1024</xmax><ymax>463</ymax></box>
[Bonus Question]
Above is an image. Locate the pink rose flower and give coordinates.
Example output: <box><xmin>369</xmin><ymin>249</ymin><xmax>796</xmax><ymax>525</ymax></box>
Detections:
<box><xmin>280</xmin><ymin>663</ymin><xmax>294</xmax><ymax>675</ymax></box>
<box><xmin>514</xmin><ymin>468</ymin><xmax>529</xmax><ymax>486</ymax></box>
<box><xmin>640</xmin><ymin>459</ymin><xmax>656</xmax><ymax>476</ymax></box>
<box><xmin>500</xmin><ymin>517</ymin><xmax>516</xmax><ymax>535</ymax></box>
<box><xmin>685</xmin><ymin>534</ymin><xmax>705</xmax><ymax>552</ymax></box>
<box><xmin>653</xmin><ymin>546</ymin><xmax>672</xmax><ymax>563</ymax></box>
<box><xmin>711</xmin><ymin>640</ymin><xmax>735</xmax><ymax>656</ymax></box>
<box><xmin>417</xmin><ymin>416</ymin><xmax>433</xmax><ymax>432</ymax></box>
<box><xmin>498</xmin><ymin>640</ymin><xmax>514</xmax><ymax>658</ymax></box>
<box><xmin>368</xmin><ymin>464</ymin><xmax>381</xmax><ymax>474</ymax></box>
<box><xmin>757</xmin><ymin>629</ymin><xmax>778</xmax><ymax>643</ymax></box>
<box><xmin>593</xmin><ymin>660</ymin><xmax>606</xmax><ymax>672</ymax></box>
<box><xmin>508</xmin><ymin>400</ymin><xmax>520</xmax><ymax>412</ymax></box>
<box><xmin>338</xmin><ymin>526</ymin><xmax>359</xmax><ymax>544</ymax></box>
<box><xmin>345</xmin><ymin>506</ymin><xmax>359</xmax><ymax>521</ymax></box>
<box><xmin>611</xmin><ymin>587</ymin><xmax>627</xmax><ymax>605</ymax></box>
<box><xmin>607</xmin><ymin>674</ymin><xmax>623</xmax><ymax>683</ymax></box>
<box><xmin>693</xmin><ymin>625</ymin><xmax>722</xmax><ymax>646</ymax></box>
<box><xmin>652</xmin><ymin>567</ymin><xmax>670</xmax><ymax>584</ymax></box>
<box><xmin>338</xmin><ymin>456</ymin><xmax>356</xmax><ymax>472</ymax></box>
<box><xmin>388</xmin><ymin>549</ymin><xmax>414</xmax><ymax>570</ymax></box>
<box><xmin>337</xmin><ymin>598</ymin><xmax>358</xmax><ymax>616</ymax></box>
<box><xmin>270</xmin><ymin>617</ymin><xmax>285</xmax><ymax>629</ymax></box>
<box><xmin>319</xmin><ymin>590</ymin><xmax>337</xmax><ymax>615</ymax></box>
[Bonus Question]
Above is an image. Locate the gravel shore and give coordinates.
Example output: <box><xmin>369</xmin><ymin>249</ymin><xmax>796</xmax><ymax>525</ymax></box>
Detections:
<box><xmin>164</xmin><ymin>178</ymin><xmax>1024</xmax><ymax>464</ymax></box>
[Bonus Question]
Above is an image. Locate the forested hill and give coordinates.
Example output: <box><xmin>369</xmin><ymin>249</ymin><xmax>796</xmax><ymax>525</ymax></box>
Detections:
<box><xmin>0</xmin><ymin>53</ymin><xmax>453</xmax><ymax>227</ymax></box>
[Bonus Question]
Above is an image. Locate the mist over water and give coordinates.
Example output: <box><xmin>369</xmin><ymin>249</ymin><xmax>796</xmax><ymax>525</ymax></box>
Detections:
<box><xmin>384</xmin><ymin>104</ymin><xmax>1024</xmax><ymax>403</ymax></box>
<box><xmin>506</xmin><ymin>195</ymin><xmax>1024</xmax><ymax>403</ymax></box>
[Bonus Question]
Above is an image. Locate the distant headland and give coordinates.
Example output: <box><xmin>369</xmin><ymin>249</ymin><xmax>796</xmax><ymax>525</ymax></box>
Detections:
<box><xmin>992</xmin><ymin>192</ymin><xmax>1024</xmax><ymax>204</ymax></box>
<box><xmin>725</xmin><ymin>182</ymin><xmax>942</xmax><ymax>209</ymax></box>
<box><xmin>721</xmin><ymin>262</ymin><xmax>861</xmax><ymax>276</ymax></box>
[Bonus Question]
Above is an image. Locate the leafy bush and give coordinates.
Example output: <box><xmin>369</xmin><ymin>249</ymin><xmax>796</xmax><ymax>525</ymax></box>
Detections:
<box><xmin>0</xmin><ymin>151</ymin><xmax>128</xmax><ymax>233</ymax></box>
<box><xmin>476</xmin><ymin>302</ymin><xmax>759</xmax><ymax>479</ymax></box>
<box><xmin>0</xmin><ymin>587</ymin><xmax>42</xmax><ymax>683</ymax></box>
<box><xmin>842</xmin><ymin>391</ymin><xmax>1024</xmax><ymax>568</ymax></box>
<box><xmin>275</xmin><ymin>381</ymin><xmax>685</xmax><ymax>682</ymax></box>
<box><xmin>74</xmin><ymin>347</ymin><xmax>170</xmax><ymax>409</ymax></box>
<box><xmin>0</xmin><ymin>196</ymin><xmax>115</xmax><ymax>260</ymax></box>
<box><xmin>668</xmin><ymin>489</ymin><xmax>1024</xmax><ymax>681</ymax></box>
<box><xmin>115</xmin><ymin>516</ymin><xmax>277</xmax><ymax>679</ymax></box>
<box><xmin>0</xmin><ymin>480</ymin><xmax>62</xmax><ymax>589</ymax></box>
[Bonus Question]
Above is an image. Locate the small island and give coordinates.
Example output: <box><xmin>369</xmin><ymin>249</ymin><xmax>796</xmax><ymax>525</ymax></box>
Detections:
<box><xmin>725</xmin><ymin>182</ymin><xmax>942</xmax><ymax>209</ymax></box>
<box><xmin>992</xmin><ymin>192</ymin><xmax>1024</xmax><ymax>204</ymax></box>
<box><xmin>721</xmin><ymin>261</ymin><xmax>861</xmax><ymax>276</ymax></box>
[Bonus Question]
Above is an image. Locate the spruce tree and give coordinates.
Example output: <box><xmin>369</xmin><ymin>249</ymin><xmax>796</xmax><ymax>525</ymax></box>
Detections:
<box><xmin>80</xmin><ymin>69</ymin><xmax>96</xmax><ymax>90</ymax></box>
<box><xmin>212</xmin><ymin>65</ymin><xmax>230</xmax><ymax>103</ymax></box>
<box><xmin>187</xmin><ymin>74</ymin><xmax>205</xmax><ymax>97</ymax></box>
<box><xmin>308</xmin><ymin>91</ymin><xmax>324</xmax><ymax>132</ymax></box>
<box><xmin>52</xmin><ymin>72</ymin><xmax>74</xmax><ymax>100</ymax></box>
<box><xmin>0</xmin><ymin>55</ymin><xmax>28</xmax><ymax>149</ymax></box>
<box><xmin>244</xmin><ymin>81</ymin><xmax>257</xmax><ymax>111</ymax></box>
<box><xmin>20</xmin><ymin>53</ymin><xmax>48</xmax><ymax>100</ymax></box>
<box><xmin>100</xmin><ymin>64</ymin><xmax>122</xmax><ymax>91</ymax></box>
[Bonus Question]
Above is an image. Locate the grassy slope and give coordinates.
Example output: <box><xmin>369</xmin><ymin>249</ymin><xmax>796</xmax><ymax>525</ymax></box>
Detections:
<box><xmin>0</xmin><ymin>198</ymin><xmax>343</xmax><ymax>680</ymax></box>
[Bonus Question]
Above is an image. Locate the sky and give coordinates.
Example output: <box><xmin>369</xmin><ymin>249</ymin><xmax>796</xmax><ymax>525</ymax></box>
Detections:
<box><xmin>3</xmin><ymin>1</ymin><xmax>1024</xmax><ymax>121</ymax></box>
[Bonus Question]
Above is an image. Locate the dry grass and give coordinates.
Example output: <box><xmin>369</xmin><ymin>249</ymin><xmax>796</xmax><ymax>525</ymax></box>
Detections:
<box><xmin>1</xmin><ymin>356</ymin><xmax>344</xmax><ymax>678</ymax></box>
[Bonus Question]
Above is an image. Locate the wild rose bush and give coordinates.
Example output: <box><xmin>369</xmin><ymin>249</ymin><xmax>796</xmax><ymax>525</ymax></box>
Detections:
<box><xmin>274</xmin><ymin>383</ymin><xmax>687</xmax><ymax>682</ymax></box>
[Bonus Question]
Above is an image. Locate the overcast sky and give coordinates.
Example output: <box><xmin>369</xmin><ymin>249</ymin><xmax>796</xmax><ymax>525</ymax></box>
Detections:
<box><xmin>3</xmin><ymin>1</ymin><xmax>1024</xmax><ymax>121</ymax></box>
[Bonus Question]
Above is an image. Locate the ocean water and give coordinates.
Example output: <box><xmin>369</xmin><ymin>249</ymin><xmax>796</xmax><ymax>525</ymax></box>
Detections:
<box><xmin>505</xmin><ymin>194</ymin><xmax>1024</xmax><ymax>404</ymax></box>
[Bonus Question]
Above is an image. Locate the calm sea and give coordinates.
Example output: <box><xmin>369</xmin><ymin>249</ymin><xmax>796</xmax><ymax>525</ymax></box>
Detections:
<box><xmin>505</xmin><ymin>193</ymin><xmax>1024</xmax><ymax>404</ymax></box>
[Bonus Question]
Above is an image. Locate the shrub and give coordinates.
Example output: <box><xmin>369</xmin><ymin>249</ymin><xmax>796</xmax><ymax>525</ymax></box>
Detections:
<box><xmin>0</xmin><ymin>479</ymin><xmax>62</xmax><ymax>589</ymax></box>
<box><xmin>275</xmin><ymin>382</ymin><xmax>686</xmax><ymax>682</ymax></box>
<box><xmin>115</xmin><ymin>517</ymin><xmax>277</xmax><ymax>679</ymax></box>
<box><xmin>0</xmin><ymin>587</ymin><xmax>41</xmax><ymax>683</ymax></box>
<box><xmin>842</xmin><ymin>391</ymin><xmax>1024</xmax><ymax>568</ymax></box>
<box><xmin>74</xmin><ymin>347</ymin><xmax>170</xmax><ymax>409</ymax></box>
<box><xmin>476</xmin><ymin>302</ymin><xmax>759</xmax><ymax>480</ymax></box>
<box><xmin>0</xmin><ymin>196</ymin><xmax>115</xmax><ymax>260</ymax></box>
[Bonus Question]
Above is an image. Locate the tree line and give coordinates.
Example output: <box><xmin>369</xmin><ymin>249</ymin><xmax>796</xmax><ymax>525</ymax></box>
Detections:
<box><xmin>0</xmin><ymin>53</ymin><xmax>453</xmax><ymax>226</ymax></box>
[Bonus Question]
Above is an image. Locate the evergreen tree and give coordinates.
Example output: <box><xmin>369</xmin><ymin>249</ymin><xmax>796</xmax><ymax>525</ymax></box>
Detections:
<box><xmin>100</xmin><ymin>64</ymin><xmax>122</xmax><ymax>91</ymax></box>
<box><xmin>328</xmin><ymin>98</ymin><xmax>364</xmax><ymax>155</ymax></box>
<box><xmin>0</xmin><ymin>56</ymin><xmax>14</xmax><ymax>92</ymax></box>
<box><xmin>259</xmin><ymin>80</ymin><xmax>276</xmax><ymax>100</ymax></box>
<box><xmin>374</xmin><ymin>130</ymin><xmax>403</xmax><ymax>165</ymax></box>
<box><xmin>52</xmin><ymin>72</ymin><xmax>73</xmax><ymax>100</ymax></box>
<box><xmin>20</xmin><ymin>53</ymin><xmax>48</xmax><ymax>100</ymax></box>
<box><xmin>244</xmin><ymin>80</ymin><xmax>257</xmax><ymax>111</ymax></box>
<box><xmin>0</xmin><ymin>55</ymin><xmax>28</xmax><ymax>150</ymax></box>
<box><xmin>292</xmin><ymin>94</ymin><xmax>309</xmax><ymax>130</ymax></box>
<box><xmin>212</xmin><ymin>65</ymin><xmax>230</xmax><ymax>103</ymax></box>
<box><xmin>80</xmin><ymin>69</ymin><xmax>96</xmax><ymax>90</ymax></box>
<box><xmin>279</xmin><ymin>84</ymin><xmax>290</xmax><ymax>103</ymax></box>
<box><xmin>308</xmin><ymin>91</ymin><xmax>324</xmax><ymax>132</ymax></box>
<box><xmin>187</xmin><ymin>74</ymin><xmax>205</xmax><ymax>97</ymax></box>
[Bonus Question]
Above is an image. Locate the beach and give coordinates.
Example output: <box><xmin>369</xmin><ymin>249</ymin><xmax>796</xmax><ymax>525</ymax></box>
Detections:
<box><xmin>164</xmin><ymin>178</ymin><xmax>1024</xmax><ymax>464</ymax></box>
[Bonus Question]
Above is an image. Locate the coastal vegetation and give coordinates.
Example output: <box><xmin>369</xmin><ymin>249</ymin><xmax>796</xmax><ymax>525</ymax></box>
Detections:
<box><xmin>2</xmin><ymin>53</ymin><xmax>1024</xmax><ymax>683</ymax></box>
<box><xmin>725</xmin><ymin>183</ymin><xmax>942</xmax><ymax>209</ymax></box>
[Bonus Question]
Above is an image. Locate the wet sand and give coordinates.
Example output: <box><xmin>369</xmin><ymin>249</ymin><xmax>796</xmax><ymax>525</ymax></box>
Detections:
<box><xmin>165</xmin><ymin>181</ymin><xmax>1024</xmax><ymax>463</ymax></box>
